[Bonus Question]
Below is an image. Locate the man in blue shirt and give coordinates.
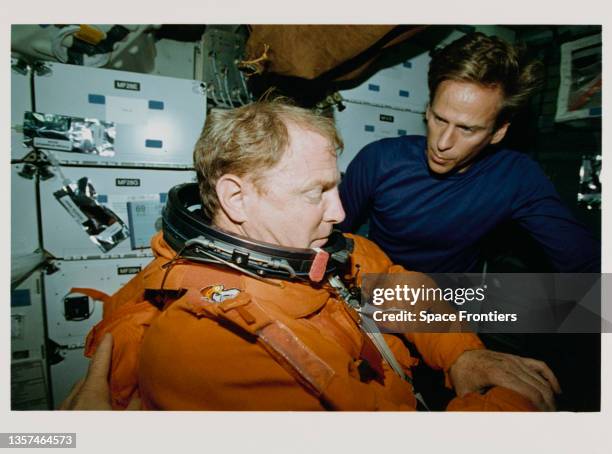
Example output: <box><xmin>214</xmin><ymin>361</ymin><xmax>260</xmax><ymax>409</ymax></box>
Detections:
<box><xmin>339</xmin><ymin>31</ymin><xmax>601</xmax><ymax>411</ymax></box>
<box><xmin>339</xmin><ymin>32</ymin><xmax>600</xmax><ymax>273</ymax></box>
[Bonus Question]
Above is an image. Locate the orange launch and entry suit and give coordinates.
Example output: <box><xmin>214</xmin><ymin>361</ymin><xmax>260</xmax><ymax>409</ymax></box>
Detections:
<box><xmin>84</xmin><ymin>232</ymin><xmax>536</xmax><ymax>411</ymax></box>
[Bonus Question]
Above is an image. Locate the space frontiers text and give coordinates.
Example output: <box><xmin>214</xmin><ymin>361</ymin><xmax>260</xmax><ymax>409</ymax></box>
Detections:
<box><xmin>361</xmin><ymin>273</ymin><xmax>606</xmax><ymax>333</ymax></box>
<box><xmin>369</xmin><ymin>284</ymin><xmax>519</xmax><ymax>324</ymax></box>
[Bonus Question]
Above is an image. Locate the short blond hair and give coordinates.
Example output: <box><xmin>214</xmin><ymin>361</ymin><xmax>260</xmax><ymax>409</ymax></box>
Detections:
<box><xmin>193</xmin><ymin>99</ymin><xmax>343</xmax><ymax>219</ymax></box>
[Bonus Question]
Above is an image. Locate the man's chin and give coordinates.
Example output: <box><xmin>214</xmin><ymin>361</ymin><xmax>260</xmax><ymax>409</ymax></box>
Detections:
<box><xmin>310</xmin><ymin>238</ymin><xmax>329</xmax><ymax>249</ymax></box>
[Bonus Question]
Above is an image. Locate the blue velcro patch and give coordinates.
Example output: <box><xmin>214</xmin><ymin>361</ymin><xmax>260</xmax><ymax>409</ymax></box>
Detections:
<box><xmin>88</xmin><ymin>94</ymin><xmax>106</xmax><ymax>105</ymax></box>
<box><xmin>145</xmin><ymin>140</ymin><xmax>163</xmax><ymax>148</ymax></box>
<box><xmin>148</xmin><ymin>100</ymin><xmax>165</xmax><ymax>110</ymax></box>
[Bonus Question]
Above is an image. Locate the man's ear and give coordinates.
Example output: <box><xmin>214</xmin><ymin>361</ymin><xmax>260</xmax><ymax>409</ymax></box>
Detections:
<box><xmin>490</xmin><ymin>121</ymin><xmax>510</xmax><ymax>145</ymax></box>
<box><xmin>215</xmin><ymin>174</ymin><xmax>248</xmax><ymax>224</ymax></box>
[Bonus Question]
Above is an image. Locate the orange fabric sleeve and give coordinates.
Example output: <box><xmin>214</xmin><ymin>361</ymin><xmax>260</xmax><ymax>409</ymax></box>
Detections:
<box><xmin>139</xmin><ymin>305</ymin><xmax>323</xmax><ymax>410</ymax></box>
<box><xmin>138</xmin><ymin>294</ymin><xmax>416</xmax><ymax>411</ymax></box>
<box><xmin>446</xmin><ymin>386</ymin><xmax>538</xmax><ymax>411</ymax></box>
<box><xmin>348</xmin><ymin>234</ymin><xmax>485</xmax><ymax>376</ymax></box>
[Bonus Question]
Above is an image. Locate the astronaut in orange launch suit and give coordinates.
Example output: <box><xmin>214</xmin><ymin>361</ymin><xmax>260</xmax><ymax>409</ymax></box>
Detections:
<box><xmin>81</xmin><ymin>100</ymin><xmax>559</xmax><ymax>411</ymax></box>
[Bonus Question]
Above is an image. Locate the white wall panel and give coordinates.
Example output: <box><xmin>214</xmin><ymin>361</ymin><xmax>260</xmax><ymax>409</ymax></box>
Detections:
<box><xmin>39</xmin><ymin>166</ymin><xmax>195</xmax><ymax>260</ymax></box>
<box><xmin>49</xmin><ymin>348</ymin><xmax>88</xmax><ymax>408</ymax></box>
<box><xmin>11</xmin><ymin>58</ymin><xmax>33</xmax><ymax>161</ymax></box>
<box><xmin>33</xmin><ymin>62</ymin><xmax>205</xmax><ymax>168</ymax></box>
<box><xmin>334</xmin><ymin>102</ymin><xmax>426</xmax><ymax>172</ymax></box>
<box><xmin>339</xmin><ymin>51</ymin><xmax>430</xmax><ymax>112</ymax></box>
<box><xmin>11</xmin><ymin>164</ymin><xmax>40</xmax><ymax>258</ymax></box>
<box><xmin>11</xmin><ymin>272</ymin><xmax>46</xmax><ymax>362</ymax></box>
<box><xmin>11</xmin><ymin>272</ymin><xmax>50</xmax><ymax>410</ymax></box>
<box><xmin>44</xmin><ymin>256</ymin><xmax>152</xmax><ymax>406</ymax></box>
<box><xmin>43</xmin><ymin>257</ymin><xmax>153</xmax><ymax>346</ymax></box>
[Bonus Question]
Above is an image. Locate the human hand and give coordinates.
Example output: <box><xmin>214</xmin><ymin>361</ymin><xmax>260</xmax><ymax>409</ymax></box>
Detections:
<box><xmin>59</xmin><ymin>333</ymin><xmax>140</xmax><ymax>410</ymax></box>
<box><xmin>449</xmin><ymin>349</ymin><xmax>561</xmax><ymax>411</ymax></box>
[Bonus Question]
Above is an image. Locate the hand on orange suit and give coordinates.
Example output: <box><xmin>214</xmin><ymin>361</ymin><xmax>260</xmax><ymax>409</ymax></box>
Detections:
<box><xmin>449</xmin><ymin>348</ymin><xmax>561</xmax><ymax>411</ymax></box>
<box><xmin>59</xmin><ymin>333</ymin><xmax>140</xmax><ymax>410</ymax></box>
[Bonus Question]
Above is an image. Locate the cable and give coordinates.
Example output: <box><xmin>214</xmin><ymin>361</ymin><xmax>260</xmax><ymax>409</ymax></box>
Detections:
<box><xmin>210</xmin><ymin>53</ymin><xmax>230</xmax><ymax>107</ymax></box>
<box><xmin>239</xmin><ymin>70</ymin><xmax>252</xmax><ymax>103</ymax></box>
<box><xmin>221</xmin><ymin>67</ymin><xmax>234</xmax><ymax>106</ymax></box>
<box><xmin>231</xmin><ymin>69</ymin><xmax>248</xmax><ymax>106</ymax></box>
<box><xmin>208</xmin><ymin>85</ymin><xmax>223</xmax><ymax>108</ymax></box>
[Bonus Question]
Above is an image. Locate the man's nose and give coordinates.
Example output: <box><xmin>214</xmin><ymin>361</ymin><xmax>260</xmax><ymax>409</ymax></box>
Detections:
<box><xmin>326</xmin><ymin>187</ymin><xmax>346</xmax><ymax>225</ymax></box>
<box><xmin>437</xmin><ymin>125</ymin><xmax>455</xmax><ymax>152</ymax></box>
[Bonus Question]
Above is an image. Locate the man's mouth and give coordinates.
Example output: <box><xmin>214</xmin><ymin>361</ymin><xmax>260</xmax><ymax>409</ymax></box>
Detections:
<box><xmin>429</xmin><ymin>150</ymin><xmax>451</xmax><ymax>165</ymax></box>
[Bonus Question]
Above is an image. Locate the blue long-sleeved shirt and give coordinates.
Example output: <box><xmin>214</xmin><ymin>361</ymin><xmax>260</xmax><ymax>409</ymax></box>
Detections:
<box><xmin>338</xmin><ymin>135</ymin><xmax>600</xmax><ymax>272</ymax></box>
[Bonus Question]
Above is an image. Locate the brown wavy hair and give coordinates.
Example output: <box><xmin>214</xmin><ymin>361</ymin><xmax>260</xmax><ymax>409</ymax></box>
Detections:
<box><xmin>428</xmin><ymin>32</ymin><xmax>544</xmax><ymax>127</ymax></box>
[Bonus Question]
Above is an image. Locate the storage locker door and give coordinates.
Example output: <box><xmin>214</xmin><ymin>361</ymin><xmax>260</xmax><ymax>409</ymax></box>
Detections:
<box><xmin>33</xmin><ymin>62</ymin><xmax>206</xmax><ymax>168</ymax></box>
<box><xmin>340</xmin><ymin>51</ymin><xmax>431</xmax><ymax>111</ymax></box>
<box><xmin>43</xmin><ymin>257</ymin><xmax>153</xmax><ymax>347</ymax></box>
<box><xmin>11</xmin><ymin>272</ymin><xmax>50</xmax><ymax>410</ymax></box>
<box><xmin>44</xmin><ymin>256</ymin><xmax>151</xmax><ymax>406</ymax></box>
<box><xmin>334</xmin><ymin>103</ymin><xmax>426</xmax><ymax>172</ymax></box>
<box><xmin>11</xmin><ymin>272</ymin><xmax>46</xmax><ymax>361</ymax></box>
<box><xmin>12</xmin><ymin>360</ymin><xmax>50</xmax><ymax>410</ymax></box>
<box><xmin>11</xmin><ymin>164</ymin><xmax>40</xmax><ymax>259</ymax></box>
<box><xmin>39</xmin><ymin>167</ymin><xmax>195</xmax><ymax>259</ymax></box>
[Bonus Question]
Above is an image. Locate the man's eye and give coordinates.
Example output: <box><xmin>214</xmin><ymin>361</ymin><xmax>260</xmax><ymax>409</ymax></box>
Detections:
<box><xmin>305</xmin><ymin>189</ymin><xmax>323</xmax><ymax>201</ymax></box>
<box><xmin>434</xmin><ymin>116</ymin><xmax>444</xmax><ymax>124</ymax></box>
